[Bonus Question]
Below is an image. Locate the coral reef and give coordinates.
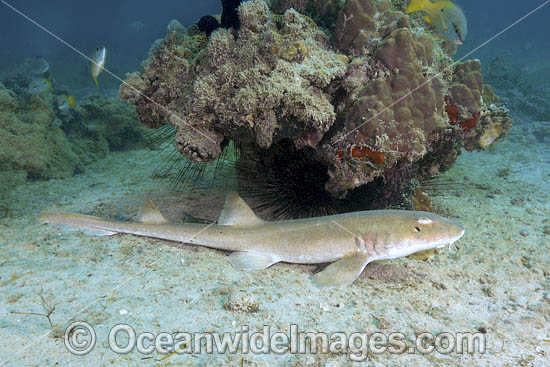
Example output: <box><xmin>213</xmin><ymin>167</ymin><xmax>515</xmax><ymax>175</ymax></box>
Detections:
<box><xmin>197</xmin><ymin>15</ymin><xmax>220</xmax><ymax>36</ymax></box>
<box><xmin>268</xmin><ymin>0</ymin><xmax>310</xmax><ymax>13</ymax></box>
<box><xmin>121</xmin><ymin>0</ymin><xmax>513</xmax><ymax>216</ymax></box>
<box><xmin>267</xmin><ymin>0</ymin><xmax>343</xmax><ymax>29</ymax></box>
<box><xmin>333</xmin><ymin>0</ymin><xmax>392</xmax><ymax>52</ymax></box>
<box><xmin>0</xmin><ymin>84</ymin><xmax>79</xmax><ymax>187</ymax></box>
<box><xmin>120</xmin><ymin>20</ymin><xmax>204</xmax><ymax>131</ymax></box>
<box><xmin>0</xmin><ymin>82</ymin><xmax>147</xmax><ymax>199</ymax></box>
<box><xmin>325</xmin><ymin>26</ymin><xmax>444</xmax><ymax>195</ymax></box>
<box><xmin>449</xmin><ymin>60</ymin><xmax>483</xmax><ymax>113</ymax></box>
<box><xmin>121</xmin><ymin>0</ymin><xmax>348</xmax><ymax>162</ymax></box>
<box><xmin>60</xmin><ymin>95</ymin><xmax>150</xmax><ymax>163</ymax></box>
<box><xmin>221</xmin><ymin>0</ymin><xmax>243</xmax><ymax>29</ymax></box>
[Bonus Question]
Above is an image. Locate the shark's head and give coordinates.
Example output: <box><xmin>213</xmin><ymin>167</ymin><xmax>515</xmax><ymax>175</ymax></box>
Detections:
<box><xmin>369</xmin><ymin>211</ymin><xmax>465</xmax><ymax>260</ymax></box>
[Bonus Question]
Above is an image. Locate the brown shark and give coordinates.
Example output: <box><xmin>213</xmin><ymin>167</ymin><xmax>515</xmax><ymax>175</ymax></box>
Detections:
<box><xmin>38</xmin><ymin>193</ymin><xmax>464</xmax><ymax>287</ymax></box>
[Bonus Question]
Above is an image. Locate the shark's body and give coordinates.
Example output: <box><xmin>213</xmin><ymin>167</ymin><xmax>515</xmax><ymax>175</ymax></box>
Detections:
<box><xmin>38</xmin><ymin>193</ymin><xmax>464</xmax><ymax>287</ymax></box>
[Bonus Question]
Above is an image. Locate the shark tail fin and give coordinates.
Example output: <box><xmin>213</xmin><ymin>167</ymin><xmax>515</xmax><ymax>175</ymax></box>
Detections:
<box><xmin>217</xmin><ymin>192</ymin><xmax>264</xmax><ymax>226</ymax></box>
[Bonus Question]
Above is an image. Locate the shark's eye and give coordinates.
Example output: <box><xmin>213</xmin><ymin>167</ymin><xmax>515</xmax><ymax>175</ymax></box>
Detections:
<box><xmin>418</xmin><ymin>217</ymin><xmax>432</xmax><ymax>225</ymax></box>
<box><xmin>414</xmin><ymin>226</ymin><xmax>421</xmax><ymax>232</ymax></box>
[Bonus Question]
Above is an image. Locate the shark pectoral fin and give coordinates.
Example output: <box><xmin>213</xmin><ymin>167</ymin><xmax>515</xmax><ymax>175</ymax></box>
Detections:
<box><xmin>137</xmin><ymin>198</ymin><xmax>169</xmax><ymax>224</ymax></box>
<box><xmin>217</xmin><ymin>192</ymin><xmax>264</xmax><ymax>226</ymax></box>
<box><xmin>312</xmin><ymin>252</ymin><xmax>371</xmax><ymax>288</ymax></box>
<box><xmin>229</xmin><ymin>252</ymin><xmax>279</xmax><ymax>270</ymax></box>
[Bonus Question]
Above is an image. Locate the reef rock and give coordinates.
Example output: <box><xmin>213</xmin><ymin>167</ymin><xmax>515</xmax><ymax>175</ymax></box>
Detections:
<box><xmin>121</xmin><ymin>0</ymin><xmax>347</xmax><ymax>161</ymax></box>
<box><xmin>0</xmin><ymin>84</ymin><xmax>79</xmax><ymax>184</ymax></box>
<box><xmin>0</xmin><ymin>81</ymin><xmax>147</xmax><ymax>200</ymax></box>
<box><xmin>121</xmin><ymin>0</ymin><xmax>513</xmax><ymax>213</ymax></box>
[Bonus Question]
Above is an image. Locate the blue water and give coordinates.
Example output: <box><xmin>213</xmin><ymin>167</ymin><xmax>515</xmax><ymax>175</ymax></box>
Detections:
<box><xmin>455</xmin><ymin>0</ymin><xmax>548</xmax><ymax>62</ymax></box>
<box><xmin>1</xmin><ymin>0</ymin><xmax>548</xmax><ymax>82</ymax></box>
<box><xmin>0</xmin><ymin>0</ymin><xmax>220</xmax><ymax>88</ymax></box>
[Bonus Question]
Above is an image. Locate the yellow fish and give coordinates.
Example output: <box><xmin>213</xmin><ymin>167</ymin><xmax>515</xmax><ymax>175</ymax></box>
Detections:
<box><xmin>68</xmin><ymin>95</ymin><xmax>77</xmax><ymax>108</ymax></box>
<box><xmin>406</xmin><ymin>0</ymin><xmax>467</xmax><ymax>45</ymax></box>
<box><xmin>91</xmin><ymin>46</ymin><xmax>106</xmax><ymax>86</ymax></box>
<box><xmin>28</xmin><ymin>74</ymin><xmax>53</xmax><ymax>94</ymax></box>
<box><xmin>57</xmin><ymin>94</ymin><xmax>77</xmax><ymax>111</ymax></box>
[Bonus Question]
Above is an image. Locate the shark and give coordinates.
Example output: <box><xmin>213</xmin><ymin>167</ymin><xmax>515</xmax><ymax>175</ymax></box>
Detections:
<box><xmin>38</xmin><ymin>192</ymin><xmax>465</xmax><ymax>287</ymax></box>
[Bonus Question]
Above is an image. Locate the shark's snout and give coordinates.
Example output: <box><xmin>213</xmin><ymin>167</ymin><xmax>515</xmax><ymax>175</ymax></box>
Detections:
<box><xmin>449</xmin><ymin>220</ymin><xmax>465</xmax><ymax>241</ymax></box>
<box><xmin>436</xmin><ymin>218</ymin><xmax>465</xmax><ymax>248</ymax></box>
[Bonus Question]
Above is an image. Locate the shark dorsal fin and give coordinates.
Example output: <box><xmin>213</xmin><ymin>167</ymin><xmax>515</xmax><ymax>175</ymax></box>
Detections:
<box><xmin>137</xmin><ymin>198</ymin><xmax>169</xmax><ymax>224</ymax></box>
<box><xmin>217</xmin><ymin>192</ymin><xmax>264</xmax><ymax>226</ymax></box>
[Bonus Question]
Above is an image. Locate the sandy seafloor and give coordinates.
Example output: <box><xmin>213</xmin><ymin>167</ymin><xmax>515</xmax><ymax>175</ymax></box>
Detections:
<box><xmin>0</xmin><ymin>118</ymin><xmax>549</xmax><ymax>366</ymax></box>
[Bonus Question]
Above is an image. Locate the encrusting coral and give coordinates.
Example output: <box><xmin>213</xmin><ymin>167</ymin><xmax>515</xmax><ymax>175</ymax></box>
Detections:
<box><xmin>121</xmin><ymin>0</ymin><xmax>348</xmax><ymax>161</ymax></box>
<box><xmin>0</xmin><ymin>84</ymin><xmax>79</xmax><ymax>185</ymax></box>
<box><xmin>121</xmin><ymin>0</ymin><xmax>513</xmax><ymax>215</ymax></box>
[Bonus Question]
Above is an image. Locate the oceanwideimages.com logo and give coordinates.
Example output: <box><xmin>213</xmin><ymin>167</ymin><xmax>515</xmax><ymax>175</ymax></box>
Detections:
<box><xmin>64</xmin><ymin>322</ymin><xmax>486</xmax><ymax>361</ymax></box>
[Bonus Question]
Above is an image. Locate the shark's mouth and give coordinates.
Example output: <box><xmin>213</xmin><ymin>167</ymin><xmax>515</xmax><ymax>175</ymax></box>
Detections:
<box><xmin>437</xmin><ymin>228</ymin><xmax>465</xmax><ymax>248</ymax></box>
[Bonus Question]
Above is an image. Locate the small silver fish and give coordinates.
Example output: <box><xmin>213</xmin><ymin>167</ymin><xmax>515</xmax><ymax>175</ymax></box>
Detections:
<box><xmin>91</xmin><ymin>46</ymin><xmax>106</xmax><ymax>87</ymax></box>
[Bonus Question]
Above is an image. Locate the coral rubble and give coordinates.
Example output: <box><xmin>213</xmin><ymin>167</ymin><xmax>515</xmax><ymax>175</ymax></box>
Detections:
<box><xmin>121</xmin><ymin>0</ymin><xmax>513</xmax><ymax>216</ymax></box>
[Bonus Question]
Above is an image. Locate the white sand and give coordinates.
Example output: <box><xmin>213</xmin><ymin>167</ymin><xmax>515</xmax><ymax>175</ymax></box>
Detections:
<box><xmin>0</xmin><ymin>122</ymin><xmax>549</xmax><ymax>366</ymax></box>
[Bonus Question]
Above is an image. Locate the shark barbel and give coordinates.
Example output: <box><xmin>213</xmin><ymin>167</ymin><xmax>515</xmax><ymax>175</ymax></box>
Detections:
<box><xmin>38</xmin><ymin>193</ymin><xmax>464</xmax><ymax>287</ymax></box>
